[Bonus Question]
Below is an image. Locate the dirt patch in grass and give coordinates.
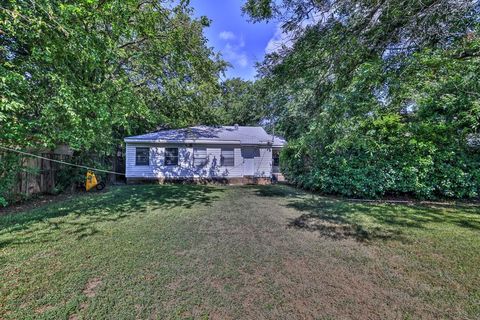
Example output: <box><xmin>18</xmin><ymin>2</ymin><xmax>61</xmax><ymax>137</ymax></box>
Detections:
<box><xmin>83</xmin><ymin>277</ymin><xmax>102</xmax><ymax>298</ymax></box>
<box><xmin>35</xmin><ymin>304</ymin><xmax>54</xmax><ymax>314</ymax></box>
<box><xmin>68</xmin><ymin>302</ymin><xmax>88</xmax><ymax>320</ymax></box>
<box><xmin>68</xmin><ymin>314</ymin><xmax>79</xmax><ymax>320</ymax></box>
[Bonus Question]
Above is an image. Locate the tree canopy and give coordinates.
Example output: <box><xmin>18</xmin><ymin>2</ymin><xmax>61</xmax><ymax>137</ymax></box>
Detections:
<box><xmin>243</xmin><ymin>0</ymin><xmax>480</xmax><ymax>199</ymax></box>
<box><xmin>1</xmin><ymin>0</ymin><xmax>226</xmax><ymax>152</ymax></box>
<box><xmin>213</xmin><ymin>78</ymin><xmax>268</xmax><ymax>126</ymax></box>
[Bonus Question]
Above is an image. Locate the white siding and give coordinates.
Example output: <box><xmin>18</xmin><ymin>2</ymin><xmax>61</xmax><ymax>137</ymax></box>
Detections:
<box><xmin>126</xmin><ymin>143</ymin><xmax>192</xmax><ymax>178</ymax></box>
<box><xmin>254</xmin><ymin>147</ymin><xmax>272</xmax><ymax>177</ymax></box>
<box><xmin>126</xmin><ymin>143</ymin><xmax>254</xmax><ymax>179</ymax></box>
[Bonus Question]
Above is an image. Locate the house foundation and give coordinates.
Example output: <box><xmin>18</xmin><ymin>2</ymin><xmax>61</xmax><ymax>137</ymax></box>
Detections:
<box><xmin>126</xmin><ymin>177</ymin><xmax>272</xmax><ymax>185</ymax></box>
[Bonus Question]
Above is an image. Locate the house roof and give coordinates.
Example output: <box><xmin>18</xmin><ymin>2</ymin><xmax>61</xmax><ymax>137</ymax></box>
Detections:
<box><xmin>124</xmin><ymin>126</ymin><xmax>286</xmax><ymax>147</ymax></box>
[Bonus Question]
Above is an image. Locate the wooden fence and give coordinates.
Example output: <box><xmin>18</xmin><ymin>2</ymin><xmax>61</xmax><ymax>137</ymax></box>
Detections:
<box><xmin>15</xmin><ymin>153</ymin><xmax>72</xmax><ymax>196</ymax></box>
<box><xmin>13</xmin><ymin>152</ymin><xmax>125</xmax><ymax>197</ymax></box>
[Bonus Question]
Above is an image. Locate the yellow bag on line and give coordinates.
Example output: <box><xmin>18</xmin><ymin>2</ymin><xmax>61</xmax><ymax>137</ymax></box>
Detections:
<box><xmin>86</xmin><ymin>170</ymin><xmax>99</xmax><ymax>192</ymax></box>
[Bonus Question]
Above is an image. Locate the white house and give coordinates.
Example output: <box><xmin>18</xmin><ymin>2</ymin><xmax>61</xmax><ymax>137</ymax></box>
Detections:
<box><xmin>124</xmin><ymin>125</ymin><xmax>286</xmax><ymax>184</ymax></box>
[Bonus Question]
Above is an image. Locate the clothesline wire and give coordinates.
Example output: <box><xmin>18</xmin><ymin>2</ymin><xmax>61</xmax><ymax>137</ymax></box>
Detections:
<box><xmin>0</xmin><ymin>145</ymin><xmax>125</xmax><ymax>176</ymax></box>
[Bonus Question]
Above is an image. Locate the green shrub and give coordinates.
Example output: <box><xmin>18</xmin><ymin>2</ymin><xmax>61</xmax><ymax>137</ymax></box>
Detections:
<box><xmin>281</xmin><ymin>129</ymin><xmax>480</xmax><ymax>200</ymax></box>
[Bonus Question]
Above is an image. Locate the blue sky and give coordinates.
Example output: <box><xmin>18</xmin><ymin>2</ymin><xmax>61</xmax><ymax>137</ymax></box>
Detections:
<box><xmin>190</xmin><ymin>0</ymin><xmax>280</xmax><ymax>80</ymax></box>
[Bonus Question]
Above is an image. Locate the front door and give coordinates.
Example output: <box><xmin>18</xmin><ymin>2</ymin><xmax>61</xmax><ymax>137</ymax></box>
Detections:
<box><xmin>242</xmin><ymin>147</ymin><xmax>255</xmax><ymax>176</ymax></box>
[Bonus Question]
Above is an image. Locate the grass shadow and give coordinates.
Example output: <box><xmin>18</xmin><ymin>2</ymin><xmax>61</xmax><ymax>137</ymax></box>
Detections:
<box><xmin>285</xmin><ymin>200</ymin><xmax>406</xmax><ymax>242</ymax></box>
<box><xmin>0</xmin><ymin>184</ymin><xmax>223</xmax><ymax>248</ymax></box>
<box><xmin>253</xmin><ymin>185</ymin><xmax>480</xmax><ymax>242</ymax></box>
<box><xmin>252</xmin><ymin>184</ymin><xmax>304</xmax><ymax>198</ymax></box>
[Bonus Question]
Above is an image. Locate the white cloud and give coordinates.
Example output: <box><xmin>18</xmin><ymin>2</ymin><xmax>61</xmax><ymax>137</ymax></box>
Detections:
<box><xmin>238</xmin><ymin>35</ymin><xmax>246</xmax><ymax>48</ymax></box>
<box><xmin>265</xmin><ymin>24</ymin><xmax>295</xmax><ymax>54</ymax></box>
<box><xmin>219</xmin><ymin>31</ymin><xmax>236</xmax><ymax>40</ymax></box>
<box><xmin>265</xmin><ymin>11</ymin><xmax>327</xmax><ymax>54</ymax></box>
<box><xmin>214</xmin><ymin>31</ymin><xmax>254</xmax><ymax>78</ymax></box>
<box><xmin>218</xmin><ymin>33</ymin><xmax>249</xmax><ymax>69</ymax></box>
<box><xmin>224</xmin><ymin>43</ymin><xmax>249</xmax><ymax>68</ymax></box>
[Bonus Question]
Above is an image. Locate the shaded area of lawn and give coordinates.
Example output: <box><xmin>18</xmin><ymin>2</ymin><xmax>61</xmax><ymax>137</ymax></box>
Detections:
<box><xmin>0</xmin><ymin>184</ymin><xmax>221</xmax><ymax>248</ymax></box>
<box><xmin>255</xmin><ymin>185</ymin><xmax>480</xmax><ymax>242</ymax></box>
<box><xmin>1</xmin><ymin>184</ymin><xmax>479</xmax><ymax>319</ymax></box>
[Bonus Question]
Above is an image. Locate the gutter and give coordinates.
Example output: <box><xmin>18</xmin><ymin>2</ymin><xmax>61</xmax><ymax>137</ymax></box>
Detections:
<box><xmin>124</xmin><ymin>139</ymin><xmax>243</xmax><ymax>145</ymax></box>
<box><xmin>124</xmin><ymin>139</ymin><xmax>285</xmax><ymax>147</ymax></box>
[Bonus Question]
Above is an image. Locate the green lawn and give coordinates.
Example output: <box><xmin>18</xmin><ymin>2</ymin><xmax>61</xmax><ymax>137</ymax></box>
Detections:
<box><xmin>1</xmin><ymin>184</ymin><xmax>479</xmax><ymax>319</ymax></box>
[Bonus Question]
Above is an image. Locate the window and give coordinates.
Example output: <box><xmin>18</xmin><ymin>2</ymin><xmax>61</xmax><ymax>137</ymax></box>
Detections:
<box><xmin>221</xmin><ymin>148</ymin><xmax>234</xmax><ymax>166</ymax></box>
<box><xmin>272</xmin><ymin>150</ymin><xmax>280</xmax><ymax>167</ymax></box>
<box><xmin>193</xmin><ymin>148</ymin><xmax>208</xmax><ymax>166</ymax></box>
<box><xmin>135</xmin><ymin>147</ymin><xmax>150</xmax><ymax>166</ymax></box>
<box><xmin>164</xmin><ymin>148</ymin><xmax>179</xmax><ymax>166</ymax></box>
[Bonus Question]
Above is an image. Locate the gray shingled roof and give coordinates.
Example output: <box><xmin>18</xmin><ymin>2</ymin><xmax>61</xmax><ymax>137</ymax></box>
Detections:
<box><xmin>124</xmin><ymin>126</ymin><xmax>286</xmax><ymax>147</ymax></box>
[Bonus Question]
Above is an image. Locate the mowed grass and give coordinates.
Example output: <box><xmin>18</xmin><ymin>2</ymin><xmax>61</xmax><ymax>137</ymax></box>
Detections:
<box><xmin>1</xmin><ymin>184</ymin><xmax>479</xmax><ymax>319</ymax></box>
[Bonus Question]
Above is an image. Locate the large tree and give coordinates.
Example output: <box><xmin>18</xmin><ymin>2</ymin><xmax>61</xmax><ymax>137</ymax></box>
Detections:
<box><xmin>244</xmin><ymin>0</ymin><xmax>480</xmax><ymax>198</ymax></box>
<box><xmin>0</xmin><ymin>0</ymin><xmax>226</xmax><ymax>203</ymax></box>
<box><xmin>214</xmin><ymin>78</ymin><xmax>267</xmax><ymax>126</ymax></box>
<box><xmin>1</xmin><ymin>0</ymin><xmax>226</xmax><ymax>151</ymax></box>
